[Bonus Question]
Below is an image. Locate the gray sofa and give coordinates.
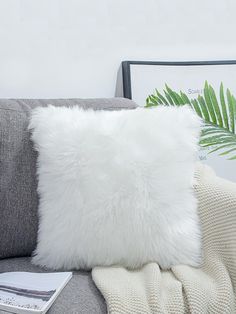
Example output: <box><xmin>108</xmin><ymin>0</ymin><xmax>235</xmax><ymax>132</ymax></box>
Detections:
<box><xmin>0</xmin><ymin>98</ymin><xmax>137</xmax><ymax>314</ymax></box>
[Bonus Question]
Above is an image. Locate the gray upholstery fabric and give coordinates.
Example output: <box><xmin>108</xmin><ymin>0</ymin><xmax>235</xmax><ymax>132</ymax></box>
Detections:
<box><xmin>0</xmin><ymin>98</ymin><xmax>137</xmax><ymax>259</ymax></box>
<box><xmin>0</xmin><ymin>257</ymin><xmax>106</xmax><ymax>314</ymax></box>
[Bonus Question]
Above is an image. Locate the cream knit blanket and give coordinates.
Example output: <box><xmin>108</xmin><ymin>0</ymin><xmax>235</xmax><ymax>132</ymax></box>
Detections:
<box><xmin>92</xmin><ymin>164</ymin><xmax>236</xmax><ymax>313</ymax></box>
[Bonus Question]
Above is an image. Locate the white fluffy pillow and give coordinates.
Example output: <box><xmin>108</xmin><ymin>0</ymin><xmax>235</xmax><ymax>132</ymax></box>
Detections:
<box><xmin>29</xmin><ymin>105</ymin><xmax>202</xmax><ymax>270</ymax></box>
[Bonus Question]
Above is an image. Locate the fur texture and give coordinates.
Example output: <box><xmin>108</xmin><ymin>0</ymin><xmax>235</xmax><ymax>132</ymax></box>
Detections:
<box><xmin>29</xmin><ymin>106</ymin><xmax>202</xmax><ymax>270</ymax></box>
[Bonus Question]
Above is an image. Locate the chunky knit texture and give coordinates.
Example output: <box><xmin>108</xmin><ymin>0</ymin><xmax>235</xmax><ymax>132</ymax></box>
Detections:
<box><xmin>92</xmin><ymin>163</ymin><xmax>236</xmax><ymax>313</ymax></box>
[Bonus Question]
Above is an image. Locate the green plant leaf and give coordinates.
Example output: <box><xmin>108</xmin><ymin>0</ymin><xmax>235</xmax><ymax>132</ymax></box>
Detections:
<box><xmin>191</xmin><ymin>99</ymin><xmax>202</xmax><ymax>118</ymax></box>
<box><xmin>201</xmin><ymin>139</ymin><xmax>236</xmax><ymax>147</ymax></box>
<box><xmin>180</xmin><ymin>91</ymin><xmax>191</xmax><ymax>104</ymax></box>
<box><xmin>209</xmin><ymin>84</ymin><xmax>223</xmax><ymax>127</ymax></box>
<box><xmin>220</xmin><ymin>147</ymin><xmax>236</xmax><ymax>156</ymax></box>
<box><xmin>200</xmin><ymin>134</ymin><xmax>235</xmax><ymax>146</ymax></box>
<box><xmin>226</xmin><ymin>89</ymin><xmax>235</xmax><ymax>133</ymax></box>
<box><xmin>145</xmin><ymin>97</ymin><xmax>151</xmax><ymax>106</ymax></box>
<box><xmin>164</xmin><ymin>90</ymin><xmax>174</xmax><ymax>105</ymax></box>
<box><xmin>208</xmin><ymin>143</ymin><xmax>235</xmax><ymax>154</ymax></box>
<box><xmin>204</xmin><ymin>81</ymin><xmax>217</xmax><ymax>124</ymax></box>
<box><xmin>219</xmin><ymin>82</ymin><xmax>229</xmax><ymax>129</ymax></box>
<box><xmin>231</xmin><ymin>95</ymin><xmax>236</xmax><ymax>131</ymax></box>
<box><xmin>165</xmin><ymin>84</ymin><xmax>180</xmax><ymax>105</ymax></box>
<box><xmin>201</xmin><ymin>127</ymin><xmax>228</xmax><ymax>137</ymax></box>
<box><xmin>155</xmin><ymin>89</ymin><xmax>168</xmax><ymax>105</ymax></box>
<box><xmin>174</xmin><ymin>92</ymin><xmax>184</xmax><ymax>105</ymax></box>
<box><xmin>146</xmin><ymin>96</ymin><xmax>157</xmax><ymax>107</ymax></box>
<box><xmin>150</xmin><ymin>94</ymin><xmax>162</xmax><ymax>105</ymax></box>
<box><xmin>197</xmin><ymin>95</ymin><xmax>210</xmax><ymax>122</ymax></box>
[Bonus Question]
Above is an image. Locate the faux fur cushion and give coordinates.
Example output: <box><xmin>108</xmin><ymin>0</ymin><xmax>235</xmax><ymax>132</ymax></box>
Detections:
<box><xmin>29</xmin><ymin>106</ymin><xmax>202</xmax><ymax>270</ymax></box>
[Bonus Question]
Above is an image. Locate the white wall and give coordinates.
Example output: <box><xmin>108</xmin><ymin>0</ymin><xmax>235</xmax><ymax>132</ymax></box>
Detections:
<box><xmin>0</xmin><ymin>0</ymin><xmax>236</xmax><ymax>98</ymax></box>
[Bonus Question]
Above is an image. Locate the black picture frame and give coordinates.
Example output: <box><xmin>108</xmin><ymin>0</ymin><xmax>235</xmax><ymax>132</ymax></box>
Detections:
<box><xmin>122</xmin><ymin>60</ymin><xmax>236</xmax><ymax>100</ymax></box>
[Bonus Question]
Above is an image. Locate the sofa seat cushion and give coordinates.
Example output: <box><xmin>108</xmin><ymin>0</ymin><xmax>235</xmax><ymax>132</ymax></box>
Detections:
<box><xmin>0</xmin><ymin>257</ymin><xmax>106</xmax><ymax>314</ymax></box>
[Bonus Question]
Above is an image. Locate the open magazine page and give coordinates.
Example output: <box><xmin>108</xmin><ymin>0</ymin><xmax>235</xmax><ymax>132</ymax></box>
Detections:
<box><xmin>0</xmin><ymin>272</ymin><xmax>72</xmax><ymax>312</ymax></box>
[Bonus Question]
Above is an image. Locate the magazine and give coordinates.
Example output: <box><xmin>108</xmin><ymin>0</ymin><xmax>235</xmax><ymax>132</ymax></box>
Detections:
<box><xmin>0</xmin><ymin>272</ymin><xmax>72</xmax><ymax>314</ymax></box>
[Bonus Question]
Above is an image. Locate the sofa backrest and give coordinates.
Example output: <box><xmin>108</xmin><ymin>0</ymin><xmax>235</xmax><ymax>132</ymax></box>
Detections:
<box><xmin>0</xmin><ymin>98</ymin><xmax>137</xmax><ymax>259</ymax></box>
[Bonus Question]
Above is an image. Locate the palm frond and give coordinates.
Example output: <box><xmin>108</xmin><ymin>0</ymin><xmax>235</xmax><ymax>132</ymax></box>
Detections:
<box><xmin>145</xmin><ymin>81</ymin><xmax>236</xmax><ymax>159</ymax></box>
